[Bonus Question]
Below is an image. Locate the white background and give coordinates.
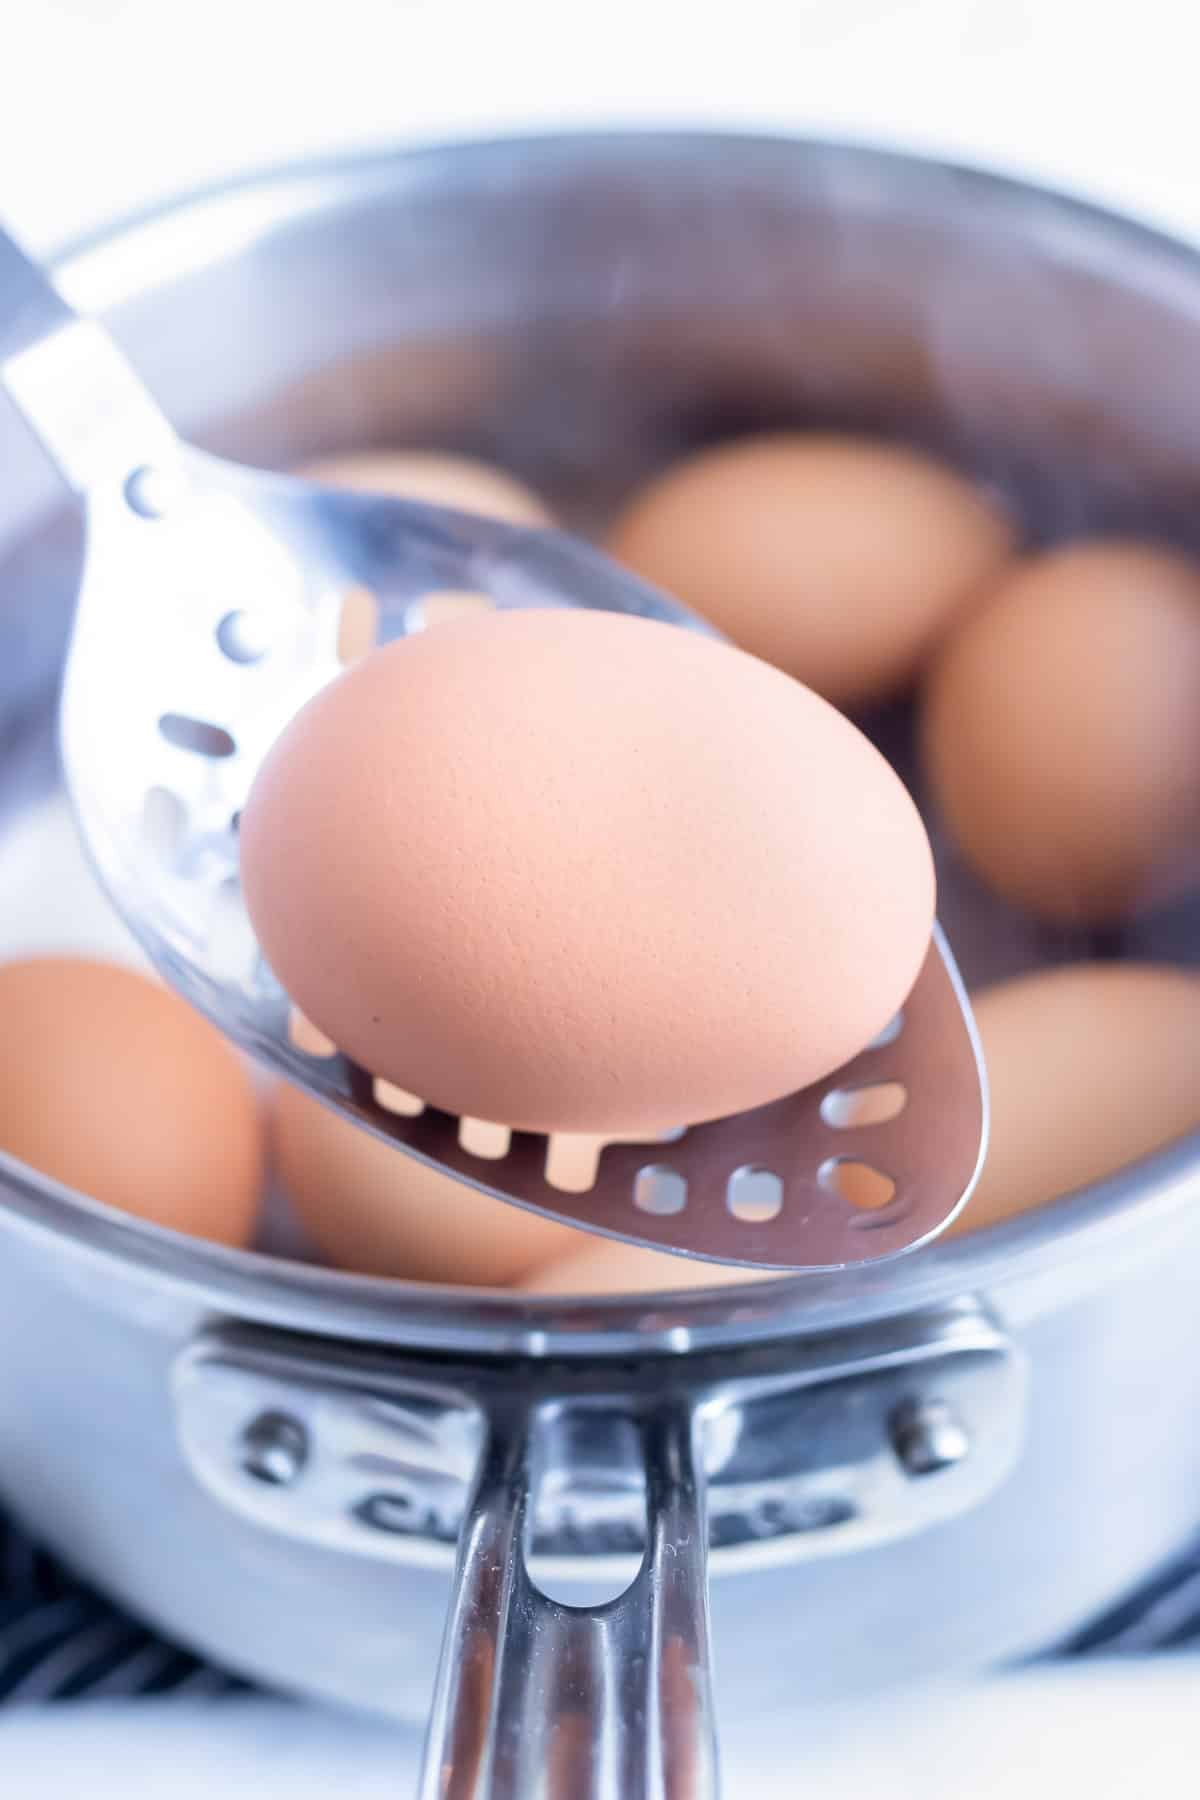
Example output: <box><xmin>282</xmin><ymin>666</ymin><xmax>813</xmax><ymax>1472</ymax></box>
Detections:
<box><xmin>4</xmin><ymin>0</ymin><xmax>1199</xmax><ymax>255</ymax></box>
<box><xmin>4</xmin><ymin>1</ymin><xmax>1200</xmax><ymax>1794</ymax></box>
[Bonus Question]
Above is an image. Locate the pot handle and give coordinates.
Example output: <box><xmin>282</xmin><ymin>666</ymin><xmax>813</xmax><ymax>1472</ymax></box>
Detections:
<box><xmin>419</xmin><ymin>1398</ymin><xmax>719</xmax><ymax>1800</ymax></box>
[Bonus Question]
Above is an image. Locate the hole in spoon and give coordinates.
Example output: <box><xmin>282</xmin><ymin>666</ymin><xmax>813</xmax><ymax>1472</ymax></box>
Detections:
<box><xmin>209</xmin><ymin>877</ymin><xmax>257</xmax><ymax>979</ymax></box>
<box><xmin>545</xmin><ymin>1126</ymin><xmax>685</xmax><ymax>1194</ymax></box>
<box><xmin>124</xmin><ymin>465</ymin><xmax>176</xmax><ymax>518</ymax></box>
<box><xmin>818</xmin><ymin>1158</ymin><xmax>897</xmax><ymax>1211</ymax></box>
<box><xmin>288</xmin><ymin>1008</ymin><xmax>336</xmax><ymax>1059</ymax></box>
<box><xmin>373</xmin><ymin>1078</ymin><xmax>425</xmax><ymax>1118</ymax></box>
<box><xmin>141</xmin><ymin>786</ymin><xmax>185</xmax><ymax>859</ymax></box>
<box><xmin>337</xmin><ymin>585</ymin><xmax>380</xmax><ymax>664</ymax></box>
<box><xmin>820</xmin><ymin>1082</ymin><xmax>908</xmax><ymax>1129</ymax></box>
<box><xmin>633</xmin><ymin>1166</ymin><xmax>687</xmax><ymax>1216</ymax></box>
<box><xmin>545</xmin><ymin>1134</ymin><xmax>607</xmax><ymax>1193</ymax></box>
<box><xmin>216</xmin><ymin>609</ymin><xmax>271</xmax><ymax>664</ymax></box>
<box><xmin>458</xmin><ymin>1118</ymin><xmax>511</xmax><ymax>1160</ymax></box>
<box><xmin>159</xmin><ymin>713</ymin><xmax>236</xmax><ymax>758</ymax></box>
<box><xmin>726</xmin><ymin>1165</ymin><xmax>783</xmax><ymax>1222</ymax></box>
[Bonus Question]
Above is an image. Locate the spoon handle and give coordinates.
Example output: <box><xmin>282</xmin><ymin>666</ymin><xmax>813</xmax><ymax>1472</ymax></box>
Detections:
<box><xmin>0</xmin><ymin>225</ymin><xmax>76</xmax><ymax>361</ymax></box>
<box><xmin>0</xmin><ymin>222</ymin><xmax>177</xmax><ymax>494</ymax></box>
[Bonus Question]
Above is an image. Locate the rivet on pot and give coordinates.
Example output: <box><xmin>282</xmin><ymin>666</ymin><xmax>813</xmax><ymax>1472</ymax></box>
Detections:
<box><xmin>240</xmin><ymin>1410</ymin><xmax>309</xmax><ymax>1487</ymax></box>
<box><xmin>889</xmin><ymin>1398</ymin><xmax>970</xmax><ymax>1476</ymax></box>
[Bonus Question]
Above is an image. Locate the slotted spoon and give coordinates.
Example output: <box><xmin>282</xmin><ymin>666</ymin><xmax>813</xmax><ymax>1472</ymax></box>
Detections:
<box><xmin>0</xmin><ymin>222</ymin><xmax>987</xmax><ymax>1271</ymax></box>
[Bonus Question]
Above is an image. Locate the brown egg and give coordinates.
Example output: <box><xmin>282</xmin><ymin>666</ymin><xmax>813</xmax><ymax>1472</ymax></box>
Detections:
<box><xmin>949</xmin><ymin>962</ymin><xmax>1200</xmax><ymax>1235</ymax></box>
<box><xmin>606</xmin><ymin>433</ymin><xmax>1014</xmax><ymax>708</ymax></box>
<box><xmin>921</xmin><ymin>540</ymin><xmax>1200</xmax><ymax>924</ymax></box>
<box><xmin>520</xmin><ymin>1238</ymin><xmax>771</xmax><ymax>1295</ymax></box>
<box><xmin>241</xmin><ymin>609</ymin><xmax>935</xmax><ymax>1135</ymax></box>
<box><xmin>270</xmin><ymin>1081</ymin><xmax>580</xmax><ymax>1284</ymax></box>
<box><xmin>300</xmin><ymin>449</ymin><xmax>553</xmax><ymax>527</ymax></box>
<box><xmin>0</xmin><ymin>956</ymin><xmax>261</xmax><ymax>1244</ymax></box>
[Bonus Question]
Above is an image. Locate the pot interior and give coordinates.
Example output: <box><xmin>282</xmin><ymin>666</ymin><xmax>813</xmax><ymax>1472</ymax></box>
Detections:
<box><xmin>1</xmin><ymin>133</ymin><xmax>1199</xmax><ymax>1349</ymax></box>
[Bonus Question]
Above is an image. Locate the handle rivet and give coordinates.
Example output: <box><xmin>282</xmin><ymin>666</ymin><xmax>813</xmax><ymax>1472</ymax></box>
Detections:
<box><xmin>890</xmin><ymin>1398</ymin><xmax>969</xmax><ymax>1476</ymax></box>
<box><xmin>240</xmin><ymin>1411</ymin><xmax>309</xmax><ymax>1487</ymax></box>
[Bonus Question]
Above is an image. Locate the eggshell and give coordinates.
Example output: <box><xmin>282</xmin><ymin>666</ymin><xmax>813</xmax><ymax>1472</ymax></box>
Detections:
<box><xmin>0</xmin><ymin>956</ymin><xmax>262</xmax><ymax>1244</ymax></box>
<box><xmin>921</xmin><ymin>540</ymin><xmax>1200</xmax><ymax>924</ymax></box>
<box><xmin>270</xmin><ymin>1081</ymin><xmax>579</xmax><ymax>1283</ymax></box>
<box><xmin>606</xmin><ymin>434</ymin><xmax>1014</xmax><ymax>707</ymax></box>
<box><xmin>300</xmin><ymin>448</ymin><xmax>552</xmax><ymax>526</ymax></box>
<box><xmin>948</xmin><ymin>962</ymin><xmax>1200</xmax><ymax>1235</ymax></box>
<box><xmin>241</xmin><ymin>608</ymin><xmax>935</xmax><ymax>1134</ymax></box>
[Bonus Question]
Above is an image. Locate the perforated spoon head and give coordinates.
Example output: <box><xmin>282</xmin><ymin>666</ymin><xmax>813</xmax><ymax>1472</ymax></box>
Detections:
<box><xmin>1</xmin><ymin>227</ymin><xmax>987</xmax><ymax>1272</ymax></box>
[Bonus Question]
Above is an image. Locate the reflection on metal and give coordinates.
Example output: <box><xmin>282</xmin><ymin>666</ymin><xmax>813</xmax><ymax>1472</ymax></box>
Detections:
<box><xmin>175</xmin><ymin>1307</ymin><xmax>1024</xmax><ymax>1796</ymax></box>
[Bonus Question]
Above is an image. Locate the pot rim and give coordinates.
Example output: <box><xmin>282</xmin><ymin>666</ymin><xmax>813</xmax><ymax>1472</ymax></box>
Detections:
<box><xmin>8</xmin><ymin>128</ymin><xmax>1199</xmax><ymax>1358</ymax></box>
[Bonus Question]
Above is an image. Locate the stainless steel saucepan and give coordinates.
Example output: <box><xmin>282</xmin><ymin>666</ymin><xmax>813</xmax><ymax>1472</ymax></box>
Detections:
<box><xmin>2</xmin><ymin>133</ymin><xmax>1200</xmax><ymax>1797</ymax></box>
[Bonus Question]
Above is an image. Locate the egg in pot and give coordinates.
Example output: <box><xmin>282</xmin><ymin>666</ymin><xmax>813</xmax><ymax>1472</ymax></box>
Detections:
<box><xmin>0</xmin><ymin>956</ymin><xmax>262</xmax><ymax>1246</ymax></box>
<box><xmin>945</xmin><ymin>962</ymin><xmax>1200</xmax><ymax>1236</ymax></box>
<box><xmin>921</xmin><ymin>539</ymin><xmax>1200</xmax><ymax>924</ymax></box>
<box><xmin>606</xmin><ymin>433</ymin><xmax>1015</xmax><ymax>708</ymax></box>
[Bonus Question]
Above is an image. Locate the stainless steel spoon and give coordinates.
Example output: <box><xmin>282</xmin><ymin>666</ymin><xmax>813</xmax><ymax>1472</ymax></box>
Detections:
<box><xmin>0</xmin><ymin>222</ymin><xmax>986</xmax><ymax>1271</ymax></box>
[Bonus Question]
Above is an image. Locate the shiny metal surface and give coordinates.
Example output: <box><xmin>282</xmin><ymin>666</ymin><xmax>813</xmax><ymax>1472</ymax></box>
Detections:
<box><xmin>420</xmin><ymin>1404</ymin><xmax>715</xmax><ymax>1800</ymax></box>
<box><xmin>0</xmin><ymin>219</ymin><xmax>984</xmax><ymax>1275</ymax></box>
<box><xmin>239</xmin><ymin>1410</ymin><xmax>311</xmax><ymax>1488</ymax></box>
<box><xmin>0</xmin><ymin>226</ymin><xmax>73</xmax><ymax>360</ymax></box>
<box><xmin>890</xmin><ymin>1398</ymin><xmax>971</xmax><ymax>1476</ymax></box>
<box><xmin>0</xmin><ymin>134</ymin><xmax>1199</xmax><ymax>1756</ymax></box>
<box><xmin>175</xmin><ymin>1311</ymin><xmax>1021</xmax><ymax>1796</ymax></box>
<box><xmin>4</xmin><ymin>323</ymin><xmax>177</xmax><ymax>497</ymax></box>
<box><xmin>173</xmin><ymin>1306</ymin><xmax>1023</xmax><ymax>1579</ymax></box>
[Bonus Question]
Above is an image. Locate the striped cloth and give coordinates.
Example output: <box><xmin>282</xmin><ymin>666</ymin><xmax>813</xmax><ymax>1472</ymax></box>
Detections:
<box><xmin>0</xmin><ymin>1517</ymin><xmax>245</xmax><ymax>1703</ymax></box>
<box><xmin>0</xmin><ymin>1508</ymin><xmax>1195</xmax><ymax>1703</ymax></box>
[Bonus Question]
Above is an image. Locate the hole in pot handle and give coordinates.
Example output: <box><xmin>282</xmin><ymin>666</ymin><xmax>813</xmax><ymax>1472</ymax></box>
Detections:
<box><xmin>419</xmin><ymin>1397</ymin><xmax>719</xmax><ymax>1800</ymax></box>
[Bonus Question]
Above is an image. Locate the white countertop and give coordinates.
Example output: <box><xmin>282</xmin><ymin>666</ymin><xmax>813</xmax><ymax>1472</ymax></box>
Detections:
<box><xmin>3</xmin><ymin>1662</ymin><xmax>1200</xmax><ymax>1799</ymax></box>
